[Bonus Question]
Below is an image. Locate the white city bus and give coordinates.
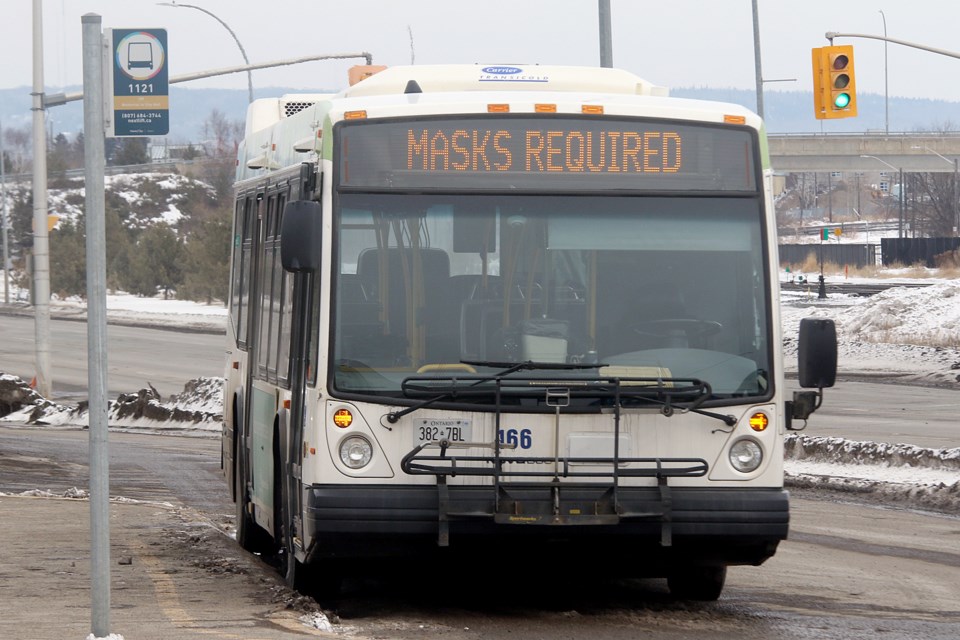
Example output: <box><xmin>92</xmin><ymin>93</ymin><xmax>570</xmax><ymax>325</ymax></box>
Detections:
<box><xmin>223</xmin><ymin>64</ymin><xmax>836</xmax><ymax>599</ymax></box>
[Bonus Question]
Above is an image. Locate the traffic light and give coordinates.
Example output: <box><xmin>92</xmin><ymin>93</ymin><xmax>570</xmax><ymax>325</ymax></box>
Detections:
<box><xmin>812</xmin><ymin>45</ymin><xmax>857</xmax><ymax>119</ymax></box>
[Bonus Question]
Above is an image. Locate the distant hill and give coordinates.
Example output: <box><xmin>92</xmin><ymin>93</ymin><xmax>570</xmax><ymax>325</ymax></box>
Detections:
<box><xmin>671</xmin><ymin>87</ymin><xmax>960</xmax><ymax>134</ymax></box>
<box><xmin>0</xmin><ymin>85</ymin><xmax>331</xmax><ymax>144</ymax></box>
<box><xmin>4</xmin><ymin>84</ymin><xmax>960</xmax><ymax>143</ymax></box>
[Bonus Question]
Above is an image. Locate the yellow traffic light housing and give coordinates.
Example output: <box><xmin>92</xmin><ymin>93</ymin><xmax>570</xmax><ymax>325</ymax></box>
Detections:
<box><xmin>812</xmin><ymin>45</ymin><xmax>857</xmax><ymax>120</ymax></box>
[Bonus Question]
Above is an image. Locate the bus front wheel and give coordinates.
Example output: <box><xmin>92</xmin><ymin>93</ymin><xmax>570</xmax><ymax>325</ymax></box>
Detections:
<box><xmin>667</xmin><ymin>565</ymin><xmax>726</xmax><ymax>601</ymax></box>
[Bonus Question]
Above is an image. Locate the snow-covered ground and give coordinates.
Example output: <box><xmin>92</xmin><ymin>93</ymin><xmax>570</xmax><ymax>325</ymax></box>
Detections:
<box><xmin>1</xmin><ymin>272</ymin><xmax>958</xmax><ymax>513</ymax></box>
<box><xmin>780</xmin><ymin>274</ymin><xmax>960</xmax><ymax>386</ymax></box>
<box><xmin>15</xmin><ymin>292</ymin><xmax>229</xmax><ymax>333</ymax></box>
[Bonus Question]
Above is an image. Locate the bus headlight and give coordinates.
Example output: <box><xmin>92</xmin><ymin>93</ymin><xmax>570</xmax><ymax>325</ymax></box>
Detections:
<box><xmin>728</xmin><ymin>438</ymin><xmax>763</xmax><ymax>473</ymax></box>
<box><xmin>340</xmin><ymin>435</ymin><xmax>373</xmax><ymax>469</ymax></box>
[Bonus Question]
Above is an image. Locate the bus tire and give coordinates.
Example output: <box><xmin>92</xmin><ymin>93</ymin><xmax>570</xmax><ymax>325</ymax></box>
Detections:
<box><xmin>667</xmin><ymin>565</ymin><xmax>726</xmax><ymax>601</ymax></box>
<box><xmin>234</xmin><ymin>425</ymin><xmax>273</xmax><ymax>554</ymax></box>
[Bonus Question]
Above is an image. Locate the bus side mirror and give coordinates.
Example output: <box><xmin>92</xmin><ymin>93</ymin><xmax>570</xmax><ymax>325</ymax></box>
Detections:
<box><xmin>280</xmin><ymin>200</ymin><xmax>322</xmax><ymax>273</ymax></box>
<box><xmin>797</xmin><ymin>318</ymin><xmax>837</xmax><ymax>389</ymax></box>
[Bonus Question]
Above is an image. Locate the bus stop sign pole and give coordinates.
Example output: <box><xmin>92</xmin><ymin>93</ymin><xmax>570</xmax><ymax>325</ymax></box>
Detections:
<box><xmin>82</xmin><ymin>13</ymin><xmax>111</xmax><ymax>638</ymax></box>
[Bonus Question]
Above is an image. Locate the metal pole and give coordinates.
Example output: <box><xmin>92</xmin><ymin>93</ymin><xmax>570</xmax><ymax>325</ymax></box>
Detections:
<box><xmin>825</xmin><ymin>31</ymin><xmax>960</xmax><ymax>61</ymax></box>
<box><xmin>598</xmin><ymin>0</ymin><xmax>613</xmax><ymax>68</ymax></box>
<box><xmin>46</xmin><ymin>51</ymin><xmax>375</xmax><ymax>107</ymax></box>
<box><xmin>157</xmin><ymin>2</ymin><xmax>253</xmax><ymax>103</ymax></box>
<box><xmin>899</xmin><ymin>167</ymin><xmax>905</xmax><ymax>239</ymax></box>
<box><xmin>1</xmin><ymin>117</ymin><xmax>9</xmax><ymax>305</ymax></box>
<box><xmin>828</xmin><ymin>171</ymin><xmax>833</xmax><ymax>222</ymax></box>
<box><xmin>879</xmin><ymin>11</ymin><xmax>889</xmax><ymax>134</ymax></box>
<box><xmin>82</xmin><ymin>13</ymin><xmax>111</xmax><ymax>638</ymax></box>
<box><xmin>31</xmin><ymin>0</ymin><xmax>52</xmax><ymax>398</ymax></box>
<box><xmin>752</xmin><ymin>0</ymin><xmax>764</xmax><ymax>119</ymax></box>
<box><xmin>861</xmin><ymin>155</ymin><xmax>904</xmax><ymax>239</ymax></box>
<box><xmin>954</xmin><ymin>159</ymin><xmax>958</xmax><ymax>236</ymax></box>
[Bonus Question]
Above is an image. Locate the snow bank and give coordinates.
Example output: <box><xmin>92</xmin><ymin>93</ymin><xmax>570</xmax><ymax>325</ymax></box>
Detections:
<box><xmin>785</xmin><ymin>434</ymin><xmax>960</xmax><ymax>514</ymax></box>
<box><xmin>785</xmin><ymin>434</ymin><xmax>960</xmax><ymax>471</ymax></box>
<box><xmin>0</xmin><ymin>374</ymin><xmax>223</xmax><ymax>434</ymax></box>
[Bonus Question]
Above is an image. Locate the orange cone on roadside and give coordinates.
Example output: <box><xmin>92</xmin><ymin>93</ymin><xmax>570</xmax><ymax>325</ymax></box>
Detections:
<box><xmin>29</xmin><ymin>376</ymin><xmax>37</xmax><ymax>389</ymax></box>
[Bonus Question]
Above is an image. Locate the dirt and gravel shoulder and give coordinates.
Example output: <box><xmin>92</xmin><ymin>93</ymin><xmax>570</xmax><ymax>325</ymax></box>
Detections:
<box><xmin>0</xmin><ymin>494</ymin><xmax>336</xmax><ymax>639</ymax></box>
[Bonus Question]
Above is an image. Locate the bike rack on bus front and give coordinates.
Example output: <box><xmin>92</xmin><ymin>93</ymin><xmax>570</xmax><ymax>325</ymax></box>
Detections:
<box><xmin>399</xmin><ymin>375</ymin><xmax>710</xmax><ymax>547</ymax></box>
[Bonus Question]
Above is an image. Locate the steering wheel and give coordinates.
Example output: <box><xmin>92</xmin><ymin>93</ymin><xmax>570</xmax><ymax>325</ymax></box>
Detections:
<box><xmin>631</xmin><ymin>319</ymin><xmax>723</xmax><ymax>343</ymax></box>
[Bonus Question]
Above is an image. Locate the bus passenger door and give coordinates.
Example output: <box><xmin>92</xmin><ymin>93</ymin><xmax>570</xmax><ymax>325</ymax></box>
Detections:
<box><xmin>279</xmin><ymin>199</ymin><xmax>323</xmax><ymax>568</ymax></box>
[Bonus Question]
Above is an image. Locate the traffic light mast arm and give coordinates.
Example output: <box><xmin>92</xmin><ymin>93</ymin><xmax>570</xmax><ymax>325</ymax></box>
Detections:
<box><xmin>826</xmin><ymin>32</ymin><xmax>960</xmax><ymax>61</ymax></box>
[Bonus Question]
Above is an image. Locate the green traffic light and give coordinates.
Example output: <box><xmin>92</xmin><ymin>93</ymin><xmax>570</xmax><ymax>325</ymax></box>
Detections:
<box><xmin>833</xmin><ymin>92</ymin><xmax>851</xmax><ymax>109</ymax></box>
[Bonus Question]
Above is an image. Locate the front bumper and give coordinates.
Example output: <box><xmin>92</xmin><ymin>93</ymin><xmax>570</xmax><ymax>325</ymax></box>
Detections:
<box><xmin>302</xmin><ymin>483</ymin><xmax>788</xmax><ymax>568</ymax></box>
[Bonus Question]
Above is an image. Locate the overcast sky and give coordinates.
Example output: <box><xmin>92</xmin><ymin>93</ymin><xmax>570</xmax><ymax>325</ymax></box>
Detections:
<box><xmin>3</xmin><ymin>0</ymin><xmax>960</xmax><ymax>106</ymax></box>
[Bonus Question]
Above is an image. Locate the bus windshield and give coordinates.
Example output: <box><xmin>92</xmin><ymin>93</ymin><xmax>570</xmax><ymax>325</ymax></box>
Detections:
<box><xmin>331</xmin><ymin>192</ymin><xmax>771</xmax><ymax>400</ymax></box>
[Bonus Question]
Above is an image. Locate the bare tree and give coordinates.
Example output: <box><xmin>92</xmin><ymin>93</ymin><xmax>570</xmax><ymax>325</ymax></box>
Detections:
<box><xmin>907</xmin><ymin>123</ymin><xmax>960</xmax><ymax>237</ymax></box>
<box><xmin>3</xmin><ymin>124</ymin><xmax>32</xmax><ymax>173</ymax></box>
<box><xmin>202</xmin><ymin>108</ymin><xmax>243</xmax><ymax>159</ymax></box>
<box><xmin>911</xmin><ymin>172</ymin><xmax>956</xmax><ymax>236</ymax></box>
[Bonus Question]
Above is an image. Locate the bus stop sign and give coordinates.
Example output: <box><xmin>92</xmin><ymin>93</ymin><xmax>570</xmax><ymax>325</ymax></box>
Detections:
<box><xmin>106</xmin><ymin>28</ymin><xmax>169</xmax><ymax>137</ymax></box>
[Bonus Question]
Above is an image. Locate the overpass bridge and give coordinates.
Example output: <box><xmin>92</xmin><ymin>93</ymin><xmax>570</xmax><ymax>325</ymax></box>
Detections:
<box><xmin>768</xmin><ymin>133</ymin><xmax>960</xmax><ymax>172</ymax></box>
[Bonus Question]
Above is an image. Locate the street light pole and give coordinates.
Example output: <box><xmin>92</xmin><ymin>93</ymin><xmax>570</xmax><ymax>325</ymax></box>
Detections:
<box><xmin>598</xmin><ymin>0</ymin><xmax>613</xmax><ymax>68</ymax></box>
<box><xmin>157</xmin><ymin>2</ymin><xmax>254</xmax><ymax>103</ymax></box>
<box><xmin>31</xmin><ymin>0</ymin><xmax>52</xmax><ymax>398</ymax></box>
<box><xmin>861</xmin><ymin>155</ymin><xmax>904</xmax><ymax>240</ymax></box>
<box><xmin>752</xmin><ymin>0</ymin><xmax>764</xmax><ymax>119</ymax></box>
<box><xmin>879</xmin><ymin>10</ymin><xmax>889</xmax><ymax>134</ymax></box>
<box><xmin>1</xmin><ymin>117</ymin><xmax>9</xmax><ymax>305</ymax></box>
<box><xmin>911</xmin><ymin>145</ymin><xmax>958</xmax><ymax>236</ymax></box>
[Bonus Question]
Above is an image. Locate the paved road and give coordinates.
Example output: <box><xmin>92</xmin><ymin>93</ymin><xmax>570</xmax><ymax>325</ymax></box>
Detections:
<box><xmin>788</xmin><ymin>379</ymin><xmax>960</xmax><ymax>449</ymax></box>
<box><xmin>0</xmin><ymin>314</ymin><xmax>225</xmax><ymax>401</ymax></box>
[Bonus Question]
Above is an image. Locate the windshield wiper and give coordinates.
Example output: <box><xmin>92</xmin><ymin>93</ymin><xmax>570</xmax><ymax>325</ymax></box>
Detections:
<box><xmin>386</xmin><ymin>363</ymin><xmax>736</xmax><ymax>427</ymax></box>
<box><xmin>658</xmin><ymin>396</ymin><xmax>737</xmax><ymax>426</ymax></box>
<box><xmin>385</xmin><ymin>360</ymin><xmax>607</xmax><ymax>424</ymax></box>
<box><xmin>613</xmin><ymin>378</ymin><xmax>737</xmax><ymax>426</ymax></box>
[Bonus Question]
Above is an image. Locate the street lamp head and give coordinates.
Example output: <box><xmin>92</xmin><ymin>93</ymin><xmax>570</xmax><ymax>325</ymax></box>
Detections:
<box><xmin>910</xmin><ymin>145</ymin><xmax>953</xmax><ymax>164</ymax></box>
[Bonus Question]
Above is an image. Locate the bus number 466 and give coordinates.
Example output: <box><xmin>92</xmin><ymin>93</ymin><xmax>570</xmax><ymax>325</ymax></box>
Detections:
<box><xmin>498</xmin><ymin>428</ymin><xmax>532</xmax><ymax>449</ymax></box>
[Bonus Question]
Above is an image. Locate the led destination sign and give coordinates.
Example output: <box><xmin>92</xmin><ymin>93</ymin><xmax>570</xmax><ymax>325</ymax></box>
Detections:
<box><xmin>339</xmin><ymin>117</ymin><xmax>756</xmax><ymax>192</ymax></box>
<box><xmin>407</xmin><ymin>128</ymin><xmax>682</xmax><ymax>174</ymax></box>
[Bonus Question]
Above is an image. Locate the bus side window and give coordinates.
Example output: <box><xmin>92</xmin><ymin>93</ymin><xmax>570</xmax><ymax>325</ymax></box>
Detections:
<box><xmin>257</xmin><ymin>194</ymin><xmax>279</xmax><ymax>381</ymax></box>
<box><xmin>233</xmin><ymin>196</ymin><xmax>257</xmax><ymax>350</ymax></box>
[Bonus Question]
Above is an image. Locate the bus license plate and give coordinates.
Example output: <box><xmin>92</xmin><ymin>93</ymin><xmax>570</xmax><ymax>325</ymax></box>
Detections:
<box><xmin>414</xmin><ymin>419</ymin><xmax>472</xmax><ymax>446</ymax></box>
